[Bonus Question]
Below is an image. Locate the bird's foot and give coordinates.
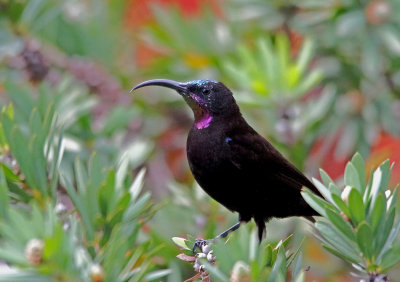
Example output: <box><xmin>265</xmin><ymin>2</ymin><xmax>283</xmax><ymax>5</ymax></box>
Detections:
<box><xmin>192</xmin><ymin>238</ymin><xmax>213</xmax><ymax>253</ymax></box>
<box><xmin>192</xmin><ymin>221</ymin><xmax>242</xmax><ymax>253</ymax></box>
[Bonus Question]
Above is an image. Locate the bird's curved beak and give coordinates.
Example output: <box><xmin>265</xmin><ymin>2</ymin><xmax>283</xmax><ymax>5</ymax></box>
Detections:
<box><xmin>131</xmin><ymin>79</ymin><xmax>188</xmax><ymax>95</ymax></box>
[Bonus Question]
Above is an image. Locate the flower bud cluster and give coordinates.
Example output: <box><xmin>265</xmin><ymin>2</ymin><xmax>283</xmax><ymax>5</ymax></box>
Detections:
<box><xmin>192</xmin><ymin>242</ymin><xmax>215</xmax><ymax>281</ymax></box>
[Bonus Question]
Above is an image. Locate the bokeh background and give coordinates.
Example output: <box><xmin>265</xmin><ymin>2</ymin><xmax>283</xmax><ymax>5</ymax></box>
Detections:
<box><xmin>1</xmin><ymin>0</ymin><xmax>400</xmax><ymax>281</ymax></box>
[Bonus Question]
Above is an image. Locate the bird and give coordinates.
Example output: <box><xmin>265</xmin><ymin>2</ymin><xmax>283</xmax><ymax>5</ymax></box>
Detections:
<box><xmin>132</xmin><ymin>78</ymin><xmax>321</xmax><ymax>246</ymax></box>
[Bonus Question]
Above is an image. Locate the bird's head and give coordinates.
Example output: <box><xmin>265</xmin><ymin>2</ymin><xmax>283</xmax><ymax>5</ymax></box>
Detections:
<box><xmin>132</xmin><ymin>79</ymin><xmax>239</xmax><ymax>129</ymax></box>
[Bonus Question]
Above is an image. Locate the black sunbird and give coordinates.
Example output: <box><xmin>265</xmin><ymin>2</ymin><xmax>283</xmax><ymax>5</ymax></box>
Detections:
<box><xmin>132</xmin><ymin>79</ymin><xmax>321</xmax><ymax>244</ymax></box>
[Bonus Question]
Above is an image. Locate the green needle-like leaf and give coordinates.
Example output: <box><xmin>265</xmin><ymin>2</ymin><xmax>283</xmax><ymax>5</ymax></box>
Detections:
<box><xmin>351</xmin><ymin>153</ymin><xmax>366</xmax><ymax>193</ymax></box>
<box><xmin>356</xmin><ymin>222</ymin><xmax>373</xmax><ymax>261</ymax></box>
<box><xmin>171</xmin><ymin>237</ymin><xmax>190</xmax><ymax>250</ymax></box>
<box><xmin>380</xmin><ymin>244</ymin><xmax>400</xmax><ymax>272</ymax></box>
<box><xmin>325</xmin><ymin>208</ymin><xmax>356</xmax><ymax>242</ymax></box>
<box><xmin>369</xmin><ymin>193</ymin><xmax>386</xmax><ymax>233</ymax></box>
<box><xmin>267</xmin><ymin>246</ymin><xmax>286</xmax><ymax>282</ymax></box>
<box><xmin>312</xmin><ymin>178</ymin><xmax>335</xmax><ymax>205</ymax></box>
<box><xmin>315</xmin><ymin>221</ymin><xmax>361</xmax><ymax>264</ymax></box>
<box><xmin>344</xmin><ymin>163</ymin><xmax>361</xmax><ymax>192</ymax></box>
<box><xmin>348</xmin><ymin>188</ymin><xmax>365</xmax><ymax>225</ymax></box>
<box><xmin>331</xmin><ymin>193</ymin><xmax>350</xmax><ymax>217</ymax></box>
<box><xmin>321</xmin><ymin>244</ymin><xmax>361</xmax><ymax>266</ymax></box>
<box><xmin>319</xmin><ymin>169</ymin><xmax>341</xmax><ymax>195</ymax></box>
<box><xmin>0</xmin><ymin>168</ymin><xmax>10</xmax><ymax>219</ymax></box>
<box><xmin>301</xmin><ymin>188</ymin><xmax>333</xmax><ymax>217</ymax></box>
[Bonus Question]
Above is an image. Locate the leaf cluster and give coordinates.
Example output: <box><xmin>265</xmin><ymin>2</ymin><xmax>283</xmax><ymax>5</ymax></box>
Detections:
<box><xmin>173</xmin><ymin>230</ymin><xmax>305</xmax><ymax>282</ymax></box>
<box><xmin>0</xmin><ymin>82</ymin><xmax>166</xmax><ymax>281</ymax></box>
<box><xmin>302</xmin><ymin>153</ymin><xmax>400</xmax><ymax>277</ymax></box>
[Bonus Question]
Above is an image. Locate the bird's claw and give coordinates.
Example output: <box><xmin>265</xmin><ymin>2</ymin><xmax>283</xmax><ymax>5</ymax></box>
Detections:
<box><xmin>192</xmin><ymin>238</ymin><xmax>208</xmax><ymax>253</ymax></box>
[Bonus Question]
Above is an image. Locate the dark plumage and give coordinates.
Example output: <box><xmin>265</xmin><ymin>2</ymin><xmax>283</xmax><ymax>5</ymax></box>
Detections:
<box><xmin>132</xmin><ymin>79</ymin><xmax>320</xmax><ymax>241</ymax></box>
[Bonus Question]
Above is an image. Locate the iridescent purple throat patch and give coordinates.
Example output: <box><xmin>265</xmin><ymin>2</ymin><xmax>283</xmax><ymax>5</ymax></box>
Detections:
<box><xmin>195</xmin><ymin>113</ymin><xmax>213</xmax><ymax>129</ymax></box>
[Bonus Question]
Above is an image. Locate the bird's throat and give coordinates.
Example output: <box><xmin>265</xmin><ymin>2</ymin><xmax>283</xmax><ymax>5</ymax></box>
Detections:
<box><xmin>195</xmin><ymin>112</ymin><xmax>213</xmax><ymax>129</ymax></box>
<box><xmin>193</xmin><ymin>108</ymin><xmax>213</xmax><ymax>129</ymax></box>
<box><xmin>187</xmin><ymin>93</ymin><xmax>213</xmax><ymax>129</ymax></box>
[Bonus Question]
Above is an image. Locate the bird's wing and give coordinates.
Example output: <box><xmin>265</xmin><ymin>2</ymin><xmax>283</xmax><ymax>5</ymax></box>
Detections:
<box><xmin>226</xmin><ymin>130</ymin><xmax>321</xmax><ymax>196</ymax></box>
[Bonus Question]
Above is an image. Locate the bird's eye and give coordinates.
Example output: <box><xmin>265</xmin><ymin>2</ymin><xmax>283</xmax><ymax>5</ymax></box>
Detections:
<box><xmin>202</xmin><ymin>89</ymin><xmax>210</xmax><ymax>95</ymax></box>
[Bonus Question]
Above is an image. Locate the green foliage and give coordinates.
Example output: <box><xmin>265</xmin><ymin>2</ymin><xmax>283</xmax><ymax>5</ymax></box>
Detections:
<box><xmin>142</xmin><ymin>5</ymin><xmax>233</xmax><ymax>78</ymax></box>
<box><xmin>302</xmin><ymin>153</ymin><xmax>400</xmax><ymax>277</ymax></box>
<box><xmin>147</xmin><ymin>5</ymin><xmax>231</xmax><ymax>57</ymax></box>
<box><xmin>224</xmin><ymin>36</ymin><xmax>321</xmax><ymax>99</ymax></box>
<box><xmin>0</xmin><ymin>84</ymin><xmax>166</xmax><ymax>280</ymax></box>
<box><xmin>1</xmin><ymin>0</ymin><xmax>122</xmax><ymax>65</ymax></box>
<box><xmin>0</xmin><ymin>84</ymin><xmax>61</xmax><ymax>202</ymax></box>
<box><xmin>1</xmin><ymin>0</ymin><xmax>400</xmax><ymax>280</ymax></box>
<box><xmin>210</xmin><ymin>231</ymin><xmax>303</xmax><ymax>282</ymax></box>
<box><xmin>295</xmin><ymin>0</ymin><xmax>400</xmax><ymax>79</ymax></box>
<box><xmin>0</xmin><ymin>201</ymin><xmax>85</xmax><ymax>280</ymax></box>
<box><xmin>173</xmin><ymin>229</ymin><xmax>305</xmax><ymax>282</ymax></box>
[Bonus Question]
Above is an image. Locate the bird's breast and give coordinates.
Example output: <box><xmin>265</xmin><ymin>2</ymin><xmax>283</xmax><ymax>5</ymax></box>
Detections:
<box><xmin>186</xmin><ymin>128</ymin><xmax>227</xmax><ymax>172</ymax></box>
<box><xmin>186</xmin><ymin>125</ymin><xmax>253</xmax><ymax>214</ymax></box>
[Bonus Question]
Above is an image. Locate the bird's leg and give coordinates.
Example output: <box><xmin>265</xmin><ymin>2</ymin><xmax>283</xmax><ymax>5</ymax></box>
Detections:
<box><xmin>256</xmin><ymin>220</ymin><xmax>266</xmax><ymax>242</ymax></box>
<box><xmin>215</xmin><ymin>221</ymin><xmax>241</xmax><ymax>239</ymax></box>
<box><xmin>192</xmin><ymin>221</ymin><xmax>242</xmax><ymax>253</ymax></box>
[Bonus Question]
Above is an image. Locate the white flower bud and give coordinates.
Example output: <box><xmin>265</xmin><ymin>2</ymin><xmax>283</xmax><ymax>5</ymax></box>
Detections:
<box><xmin>55</xmin><ymin>203</ymin><xmax>67</xmax><ymax>215</ymax></box>
<box><xmin>193</xmin><ymin>260</ymin><xmax>201</xmax><ymax>272</ymax></box>
<box><xmin>207</xmin><ymin>250</ymin><xmax>215</xmax><ymax>262</ymax></box>
<box><xmin>201</xmin><ymin>243</ymin><xmax>211</xmax><ymax>254</ymax></box>
<box><xmin>341</xmin><ymin>186</ymin><xmax>352</xmax><ymax>204</ymax></box>
<box><xmin>90</xmin><ymin>263</ymin><xmax>104</xmax><ymax>282</ymax></box>
<box><xmin>199</xmin><ymin>265</ymin><xmax>205</xmax><ymax>272</ymax></box>
<box><xmin>25</xmin><ymin>238</ymin><xmax>44</xmax><ymax>265</ymax></box>
<box><xmin>230</xmin><ymin>261</ymin><xmax>250</xmax><ymax>282</ymax></box>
